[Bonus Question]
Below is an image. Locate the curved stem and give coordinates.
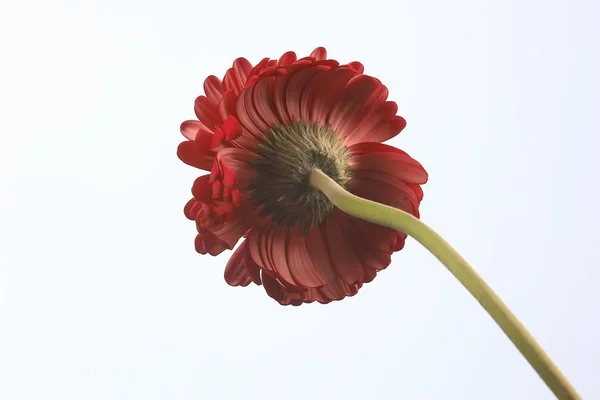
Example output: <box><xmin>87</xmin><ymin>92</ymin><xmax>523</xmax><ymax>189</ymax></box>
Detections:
<box><xmin>309</xmin><ymin>168</ymin><xmax>580</xmax><ymax>400</ymax></box>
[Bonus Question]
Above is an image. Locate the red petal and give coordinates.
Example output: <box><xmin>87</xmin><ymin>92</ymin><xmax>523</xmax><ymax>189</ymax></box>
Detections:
<box><xmin>285</xmin><ymin>233</ymin><xmax>327</xmax><ymax>288</ymax></box>
<box><xmin>211</xmin><ymin>180</ymin><xmax>223</xmax><ymax>199</ymax></box>
<box><xmin>224</xmin><ymin>242</ymin><xmax>253</xmax><ymax>287</ymax></box>
<box><xmin>262</xmin><ymin>273</ymin><xmax>320</xmax><ymax>306</ymax></box>
<box><xmin>191</xmin><ymin>175</ymin><xmax>212</xmax><ymax>202</ymax></box>
<box><xmin>247</xmin><ymin>225</ymin><xmax>275</xmax><ymax>274</ymax></box>
<box><xmin>354</xmin><ymin>170</ymin><xmax>422</xmax><ymax>215</ymax></box>
<box><xmin>271</xmin><ymin>73</ymin><xmax>294</xmax><ymax>126</ymax></box>
<box><xmin>409</xmin><ymin>183</ymin><xmax>424</xmax><ymax>202</ymax></box>
<box><xmin>211</xmin><ymin>127</ymin><xmax>225</xmax><ymax>149</ymax></box>
<box><xmin>208</xmin><ymin>206</ymin><xmax>253</xmax><ymax>249</ymax></box>
<box><xmin>347</xmin><ymin>101</ymin><xmax>400</xmax><ymax>143</ymax></box>
<box><xmin>184</xmin><ymin>198</ymin><xmax>198</xmax><ymax>220</ymax></box>
<box><xmin>316</xmin><ymin>281</ymin><xmax>361</xmax><ymax>304</ymax></box>
<box><xmin>246</xmin><ymin>57</ymin><xmax>272</xmax><ymax>84</ymax></box>
<box><xmin>244</xmin><ymin>242</ymin><xmax>263</xmax><ymax>285</ymax></box>
<box><xmin>204</xmin><ymin>75</ymin><xmax>223</xmax><ymax>103</ymax></box>
<box><xmin>270</xmin><ymin>230</ymin><xmax>298</xmax><ymax>287</ymax></box>
<box><xmin>246</xmin><ymin>226</ymin><xmax>309</xmax><ymax>292</ymax></box>
<box><xmin>181</xmin><ymin>120</ymin><xmax>208</xmax><ymax>140</ymax></box>
<box><xmin>349</xmin><ymin>142</ymin><xmax>428</xmax><ymax>184</ymax></box>
<box><xmin>224</xmin><ymin>240</ymin><xmax>262</xmax><ymax>286</ymax></box>
<box><xmin>223</xmin><ymin>58</ymin><xmax>252</xmax><ymax>94</ymax></box>
<box><xmin>231</xmin><ymin>189</ymin><xmax>242</xmax><ymax>207</ymax></box>
<box><xmin>369</xmin><ymin>115</ymin><xmax>407</xmax><ymax>143</ymax></box>
<box><xmin>323</xmin><ymin>214</ymin><xmax>365</xmax><ymax>285</ymax></box>
<box><xmin>195</xmin><ymin>231</ymin><xmax>228</xmax><ymax>256</ymax></box>
<box><xmin>220</xmin><ymin>115</ymin><xmax>242</xmax><ymax>141</ymax></box>
<box><xmin>363</xmin><ymin>268</ymin><xmax>377</xmax><ymax>283</ymax></box>
<box><xmin>217</xmin><ymin>89</ymin><xmax>238</xmax><ymax>121</ymax></box>
<box><xmin>346</xmin><ymin>216</ymin><xmax>395</xmax><ymax>271</ymax></box>
<box><xmin>233</xmin><ymin>58</ymin><xmax>253</xmax><ymax>86</ymax></box>
<box><xmin>347</xmin><ymin>215</ymin><xmax>396</xmax><ymax>255</ymax></box>
<box><xmin>315</xmin><ymin>59</ymin><xmax>339</xmax><ymax>70</ymax></box>
<box><xmin>393</xmin><ymin>234</ymin><xmax>407</xmax><ymax>251</ymax></box>
<box><xmin>177</xmin><ymin>138</ymin><xmax>214</xmax><ymax>171</ymax></box>
<box><xmin>231</xmin><ymin>132</ymin><xmax>259</xmax><ymax>153</ymax></box>
<box><xmin>240</xmin><ymin>79</ymin><xmax>274</xmax><ymax>134</ymax></box>
<box><xmin>277</xmin><ymin>51</ymin><xmax>297</xmax><ymax>67</ymax></box>
<box><xmin>309</xmin><ymin>47</ymin><xmax>327</xmax><ymax>61</ymax></box>
<box><xmin>305</xmin><ymin>226</ymin><xmax>349</xmax><ymax>300</ymax></box>
<box><xmin>194</xmin><ymin>96</ymin><xmax>221</xmax><ymax>130</ymax></box>
<box><xmin>310</xmin><ymin>68</ymin><xmax>357</xmax><ymax>125</ymax></box>
<box><xmin>334</xmin><ymin>211</ymin><xmax>390</xmax><ymax>274</ymax></box>
<box><xmin>350</xmin><ymin>176</ymin><xmax>420</xmax><ymax>216</ymax></box>
<box><xmin>262</xmin><ymin>273</ymin><xmax>286</xmax><ymax>303</ymax></box>
<box><xmin>334</xmin><ymin>81</ymin><xmax>390</xmax><ymax>145</ymax></box>
<box><xmin>285</xmin><ymin>68</ymin><xmax>323</xmax><ymax>122</ymax></box>
<box><xmin>347</xmin><ymin>61</ymin><xmax>364</xmax><ymax>74</ymax></box>
<box><xmin>215</xmin><ymin>148</ymin><xmax>257</xmax><ymax>189</ymax></box>
<box><xmin>223</xmin><ymin>68</ymin><xmax>241</xmax><ymax>94</ymax></box>
<box><xmin>251</xmin><ymin>225</ymin><xmax>369</xmax><ymax>305</ymax></box>
<box><xmin>327</xmin><ymin>74</ymin><xmax>382</xmax><ymax>132</ymax></box>
<box><xmin>250</xmin><ymin>76</ymin><xmax>280</xmax><ymax>128</ymax></box>
<box><xmin>236</xmin><ymin>86</ymin><xmax>266</xmax><ymax>138</ymax></box>
<box><xmin>299</xmin><ymin>70</ymin><xmax>328</xmax><ymax>122</ymax></box>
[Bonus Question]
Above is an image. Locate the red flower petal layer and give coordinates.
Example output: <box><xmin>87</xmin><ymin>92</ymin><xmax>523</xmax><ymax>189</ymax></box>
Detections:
<box><xmin>178</xmin><ymin>47</ymin><xmax>428</xmax><ymax>305</ymax></box>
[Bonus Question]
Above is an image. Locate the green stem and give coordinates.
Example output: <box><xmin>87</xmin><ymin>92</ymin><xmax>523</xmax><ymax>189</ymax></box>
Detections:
<box><xmin>309</xmin><ymin>168</ymin><xmax>580</xmax><ymax>400</ymax></box>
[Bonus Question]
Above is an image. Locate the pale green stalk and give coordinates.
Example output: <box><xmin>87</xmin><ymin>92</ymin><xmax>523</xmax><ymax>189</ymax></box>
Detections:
<box><xmin>309</xmin><ymin>168</ymin><xmax>581</xmax><ymax>400</ymax></box>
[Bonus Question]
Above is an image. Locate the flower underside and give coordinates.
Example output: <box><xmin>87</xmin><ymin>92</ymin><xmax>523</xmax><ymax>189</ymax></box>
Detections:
<box><xmin>249</xmin><ymin>121</ymin><xmax>351</xmax><ymax>232</ymax></box>
<box><xmin>177</xmin><ymin>47</ymin><xmax>429</xmax><ymax>305</ymax></box>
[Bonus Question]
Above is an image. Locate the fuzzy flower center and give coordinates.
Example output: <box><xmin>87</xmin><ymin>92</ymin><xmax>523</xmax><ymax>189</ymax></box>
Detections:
<box><xmin>248</xmin><ymin>121</ymin><xmax>351</xmax><ymax>231</ymax></box>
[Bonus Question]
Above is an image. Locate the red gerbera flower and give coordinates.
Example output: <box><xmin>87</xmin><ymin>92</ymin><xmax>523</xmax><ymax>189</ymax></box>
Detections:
<box><xmin>177</xmin><ymin>47</ymin><xmax>428</xmax><ymax>305</ymax></box>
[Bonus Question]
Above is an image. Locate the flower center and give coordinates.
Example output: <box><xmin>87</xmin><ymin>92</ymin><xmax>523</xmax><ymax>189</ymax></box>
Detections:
<box><xmin>248</xmin><ymin>121</ymin><xmax>351</xmax><ymax>232</ymax></box>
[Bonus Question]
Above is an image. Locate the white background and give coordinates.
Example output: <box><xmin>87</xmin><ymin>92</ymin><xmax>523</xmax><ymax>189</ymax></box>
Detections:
<box><xmin>1</xmin><ymin>0</ymin><xmax>598</xmax><ymax>399</ymax></box>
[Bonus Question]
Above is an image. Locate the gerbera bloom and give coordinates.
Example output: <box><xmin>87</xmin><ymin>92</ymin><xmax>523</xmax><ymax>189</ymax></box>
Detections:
<box><xmin>177</xmin><ymin>47</ymin><xmax>580</xmax><ymax>400</ymax></box>
<box><xmin>177</xmin><ymin>47</ymin><xmax>428</xmax><ymax>305</ymax></box>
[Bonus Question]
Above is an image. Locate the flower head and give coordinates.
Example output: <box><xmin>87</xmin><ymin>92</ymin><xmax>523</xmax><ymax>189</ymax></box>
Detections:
<box><xmin>177</xmin><ymin>47</ymin><xmax>428</xmax><ymax>305</ymax></box>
